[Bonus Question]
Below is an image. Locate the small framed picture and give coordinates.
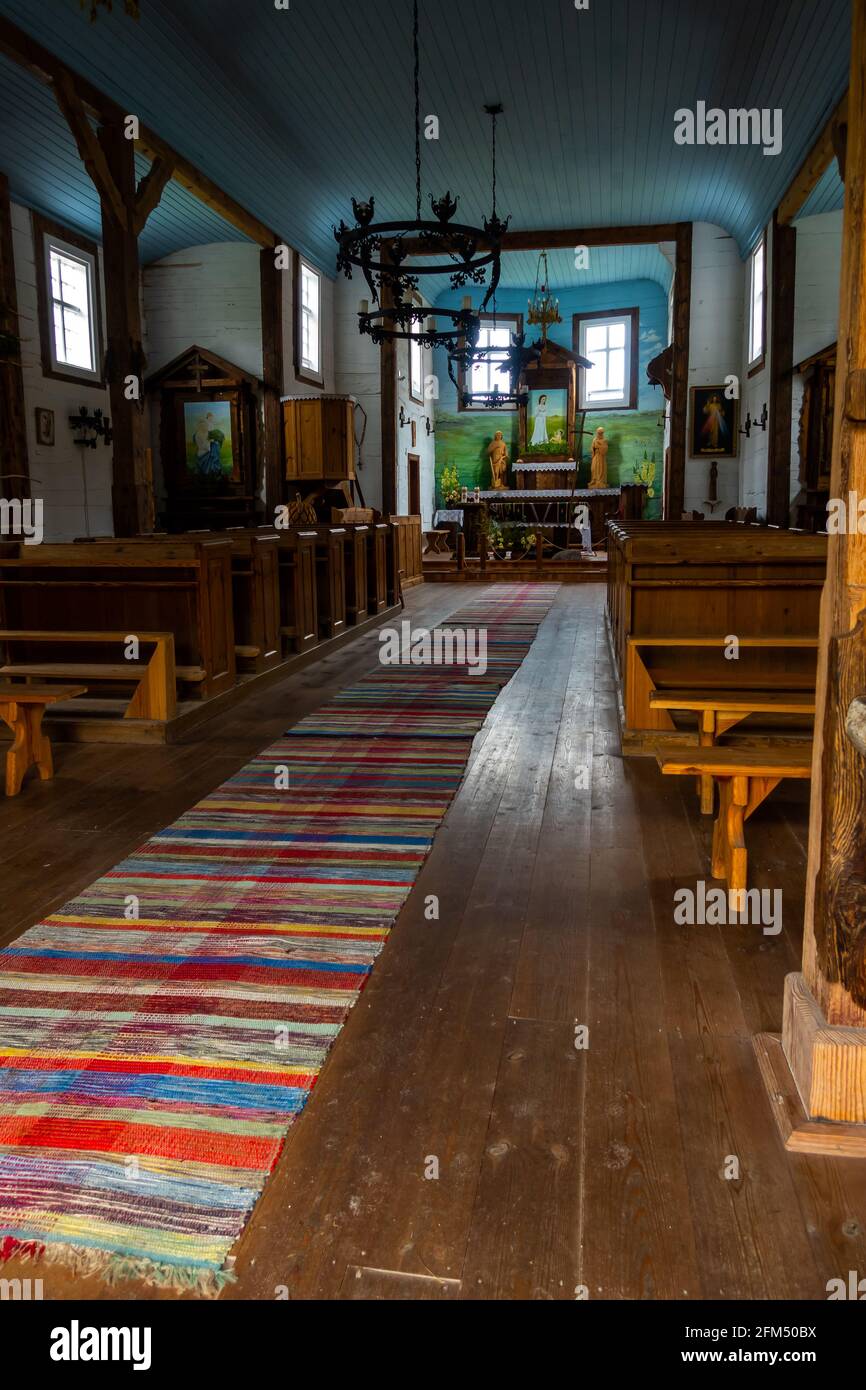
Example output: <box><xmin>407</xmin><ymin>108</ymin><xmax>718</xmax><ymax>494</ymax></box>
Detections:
<box><xmin>689</xmin><ymin>386</ymin><xmax>738</xmax><ymax>458</ymax></box>
<box><xmin>35</xmin><ymin>407</ymin><xmax>55</xmax><ymax>446</ymax></box>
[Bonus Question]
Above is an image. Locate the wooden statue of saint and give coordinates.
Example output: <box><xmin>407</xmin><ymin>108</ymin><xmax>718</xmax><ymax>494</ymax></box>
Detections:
<box><xmin>589</xmin><ymin>427</ymin><xmax>609</xmax><ymax>488</ymax></box>
<box><xmin>487</xmin><ymin>430</ymin><xmax>509</xmax><ymax>489</ymax></box>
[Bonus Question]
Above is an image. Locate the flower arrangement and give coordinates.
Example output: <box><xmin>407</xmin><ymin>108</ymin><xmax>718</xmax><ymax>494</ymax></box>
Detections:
<box><xmin>633</xmin><ymin>451</ymin><xmax>657</xmax><ymax>498</ymax></box>
<box><xmin>439</xmin><ymin>462</ymin><xmax>461</xmax><ymax>505</ymax></box>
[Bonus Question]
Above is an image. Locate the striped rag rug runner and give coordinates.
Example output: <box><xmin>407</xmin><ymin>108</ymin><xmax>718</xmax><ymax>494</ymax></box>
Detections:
<box><xmin>0</xmin><ymin>583</ymin><xmax>558</xmax><ymax>1293</ymax></box>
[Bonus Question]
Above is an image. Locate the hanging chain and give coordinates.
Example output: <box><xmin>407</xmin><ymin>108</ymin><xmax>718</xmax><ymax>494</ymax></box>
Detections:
<box><xmin>491</xmin><ymin>107</ymin><xmax>497</xmax><ymax>219</ymax></box>
<box><xmin>413</xmin><ymin>0</ymin><xmax>422</xmax><ymax>222</ymax></box>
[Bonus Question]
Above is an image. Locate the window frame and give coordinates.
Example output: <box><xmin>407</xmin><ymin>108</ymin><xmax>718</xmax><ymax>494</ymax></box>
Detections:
<box><xmin>409</xmin><ymin>328</ymin><xmax>424</xmax><ymax>405</ymax></box>
<box><xmin>293</xmin><ymin>251</ymin><xmax>324</xmax><ymax>389</ymax></box>
<box><xmin>747</xmin><ymin>233</ymin><xmax>767</xmax><ymax>377</ymax></box>
<box><xmin>33</xmin><ymin>212</ymin><xmax>104</xmax><ymax>388</ymax></box>
<box><xmin>457</xmin><ymin>311</ymin><xmax>523</xmax><ymax>412</ymax></box>
<box><xmin>573</xmin><ymin>306</ymin><xmax>639</xmax><ymax>412</ymax></box>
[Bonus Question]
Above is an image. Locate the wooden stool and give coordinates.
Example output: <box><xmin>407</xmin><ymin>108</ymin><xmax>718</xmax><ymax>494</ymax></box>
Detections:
<box><xmin>0</xmin><ymin>684</ymin><xmax>87</xmax><ymax>796</ymax></box>
<box><xmin>423</xmin><ymin>529</ymin><xmax>450</xmax><ymax>555</ymax></box>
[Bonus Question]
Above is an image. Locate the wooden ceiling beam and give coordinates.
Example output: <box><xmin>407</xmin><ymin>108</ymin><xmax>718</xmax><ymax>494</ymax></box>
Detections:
<box><xmin>52</xmin><ymin>72</ymin><xmax>128</xmax><ymax>229</ymax></box>
<box><xmin>404</xmin><ymin>222</ymin><xmax>681</xmax><ymax>257</ymax></box>
<box><xmin>0</xmin><ymin>15</ymin><xmax>279</xmax><ymax>248</ymax></box>
<box><xmin>132</xmin><ymin>155</ymin><xmax>174</xmax><ymax>236</ymax></box>
<box><xmin>778</xmin><ymin>91</ymin><xmax>848</xmax><ymax>226</ymax></box>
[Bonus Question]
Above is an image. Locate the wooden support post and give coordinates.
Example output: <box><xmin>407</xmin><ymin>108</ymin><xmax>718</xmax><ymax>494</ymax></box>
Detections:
<box><xmin>260</xmin><ymin>247</ymin><xmax>284</xmax><ymax>518</ymax></box>
<box><xmin>0</xmin><ymin>172</ymin><xmax>28</xmax><ymax>503</ymax></box>
<box><xmin>767</xmin><ymin>211</ymin><xmax>797</xmax><ymax>527</ymax></box>
<box><xmin>757</xmin><ymin>0</ymin><xmax>866</xmax><ymax>1151</ymax></box>
<box><xmin>666</xmin><ymin>222</ymin><xmax>692</xmax><ymax>520</ymax></box>
<box><xmin>96</xmin><ymin>117</ymin><xmax>151</xmax><ymax>536</ymax></box>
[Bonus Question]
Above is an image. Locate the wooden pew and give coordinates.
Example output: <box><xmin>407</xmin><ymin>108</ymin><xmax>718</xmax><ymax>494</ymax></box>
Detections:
<box><xmin>0</xmin><ymin>630</ymin><xmax>177</xmax><ymax>721</ymax></box>
<box><xmin>657</xmin><ymin>744</ymin><xmax>813</xmax><ymax>892</ymax></box>
<box><xmin>81</xmin><ymin>531</ymin><xmax>281</xmax><ymax>677</ymax></box>
<box><xmin>390</xmin><ymin>516</ymin><xmax>423</xmax><ymax>593</ymax></box>
<box><xmin>343</xmin><ymin>524</ymin><xmax>369</xmax><ymax>625</ymax></box>
<box><xmin>606</xmin><ymin>521</ymin><xmax>825</xmax><ymax>693</ymax></box>
<box><xmin>367</xmin><ymin>523</ymin><xmax>389</xmax><ymax>615</ymax></box>
<box><xmin>294</xmin><ymin>526</ymin><xmax>347</xmax><ymax>640</ymax></box>
<box><xmin>0</xmin><ymin>539</ymin><xmax>235</xmax><ymax>699</ymax></box>
<box><xmin>273</xmin><ymin>529</ymin><xmax>319</xmax><ymax>654</ymax></box>
<box><xmin>223</xmin><ymin>531</ymin><xmax>281</xmax><ymax>673</ymax></box>
<box><xmin>0</xmin><ymin>683</ymin><xmax>87</xmax><ymax>795</ymax></box>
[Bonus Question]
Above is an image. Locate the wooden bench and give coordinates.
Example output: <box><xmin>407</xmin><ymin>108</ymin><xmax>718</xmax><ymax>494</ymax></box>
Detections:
<box><xmin>0</xmin><ymin>683</ymin><xmax>87</xmax><ymax>795</ymax></box>
<box><xmin>0</xmin><ymin>539</ymin><xmax>235</xmax><ymax>700</ymax></box>
<box><xmin>0</xmin><ymin>630</ymin><xmax>178</xmax><ymax>722</ymax></box>
<box><xmin>657</xmin><ymin>744</ymin><xmax>813</xmax><ymax>892</ymax></box>
<box><xmin>650</xmin><ymin>688</ymin><xmax>816</xmax><ymax>812</ymax></box>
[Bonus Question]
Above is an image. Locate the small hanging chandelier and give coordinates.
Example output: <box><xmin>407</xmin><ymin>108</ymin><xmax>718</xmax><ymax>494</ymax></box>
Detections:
<box><xmin>527</xmin><ymin>251</ymin><xmax>562</xmax><ymax>342</ymax></box>
<box><xmin>334</xmin><ymin>0</ymin><xmax>508</xmax><ymax>349</ymax></box>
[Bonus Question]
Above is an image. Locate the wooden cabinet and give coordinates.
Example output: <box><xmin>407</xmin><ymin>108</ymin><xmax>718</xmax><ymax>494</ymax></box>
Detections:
<box><xmin>282</xmin><ymin>396</ymin><xmax>356</xmax><ymax>482</ymax></box>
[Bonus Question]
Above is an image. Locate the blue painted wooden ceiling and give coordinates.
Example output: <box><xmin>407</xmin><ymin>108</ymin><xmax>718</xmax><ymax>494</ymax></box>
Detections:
<box><xmin>0</xmin><ymin>0</ymin><xmax>850</xmax><ymax>271</ymax></box>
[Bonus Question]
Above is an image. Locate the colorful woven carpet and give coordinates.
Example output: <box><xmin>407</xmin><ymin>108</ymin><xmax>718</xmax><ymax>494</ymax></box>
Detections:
<box><xmin>0</xmin><ymin>584</ymin><xmax>558</xmax><ymax>1292</ymax></box>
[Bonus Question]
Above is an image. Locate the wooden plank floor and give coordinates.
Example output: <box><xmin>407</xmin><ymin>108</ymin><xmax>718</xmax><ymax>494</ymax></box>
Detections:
<box><xmin>2</xmin><ymin>583</ymin><xmax>865</xmax><ymax>1301</ymax></box>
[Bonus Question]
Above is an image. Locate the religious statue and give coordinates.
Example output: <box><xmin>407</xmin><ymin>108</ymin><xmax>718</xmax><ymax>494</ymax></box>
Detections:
<box><xmin>589</xmin><ymin>426</ymin><xmax>609</xmax><ymax>488</ymax></box>
<box><xmin>487</xmin><ymin>430</ymin><xmax>509</xmax><ymax>489</ymax></box>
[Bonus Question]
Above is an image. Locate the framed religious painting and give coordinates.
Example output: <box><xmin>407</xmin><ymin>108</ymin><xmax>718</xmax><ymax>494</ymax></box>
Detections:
<box><xmin>518</xmin><ymin>364</ymin><xmax>577</xmax><ymax>462</ymax></box>
<box><xmin>689</xmin><ymin>385</ymin><xmax>739</xmax><ymax>458</ymax></box>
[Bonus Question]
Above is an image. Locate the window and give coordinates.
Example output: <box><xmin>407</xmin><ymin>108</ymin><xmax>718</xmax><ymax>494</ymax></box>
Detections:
<box><xmin>575</xmin><ymin>308</ymin><xmax>638</xmax><ymax>411</ymax></box>
<box><xmin>459</xmin><ymin>313</ymin><xmax>522</xmax><ymax>409</ymax></box>
<box><xmin>33</xmin><ymin>214</ymin><xmax>102</xmax><ymax>385</ymax></box>
<box><xmin>748</xmin><ymin>235</ymin><xmax>766</xmax><ymax>372</ymax></box>
<box><xmin>294</xmin><ymin>254</ymin><xmax>323</xmax><ymax>386</ymax></box>
<box><xmin>409</xmin><ymin>331</ymin><xmax>423</xmax><ymax>403</ymax></box>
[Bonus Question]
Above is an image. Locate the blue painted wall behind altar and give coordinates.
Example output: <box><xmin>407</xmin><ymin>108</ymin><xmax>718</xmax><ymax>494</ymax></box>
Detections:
<box><xmin>432</xmin><ymin>278</ymin><xmax>668</xmax><ymax>517</ymax></box>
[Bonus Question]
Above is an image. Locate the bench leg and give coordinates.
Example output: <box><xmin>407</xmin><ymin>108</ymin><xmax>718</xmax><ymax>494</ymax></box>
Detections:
<box><xmin>698</xmin><ymin>710</ymin><xmax>716</xmax><ymax>815</ymax></box>
<box><xmin>711</xmin><ymin>774</ymin><xmax>749</xmax><ymax>893</ymax></box>
<box><xmin>26</xmin><ymin>704</ymin><xmax>52</xmax><ymax>781</ymax></box>
<box><xmin>0</xmin><ymin>700</ymin><xmax>31</xmax><ymax>797</ymax></box>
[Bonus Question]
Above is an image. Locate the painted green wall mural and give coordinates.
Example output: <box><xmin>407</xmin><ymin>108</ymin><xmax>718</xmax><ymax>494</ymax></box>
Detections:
<box><xmin>432</xmin><ymin>277</ymin><xmax>667</xmax><ymax>519</ymax></box>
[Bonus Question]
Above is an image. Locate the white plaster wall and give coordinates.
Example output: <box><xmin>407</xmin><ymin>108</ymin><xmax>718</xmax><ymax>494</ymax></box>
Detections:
<box><xmin>395</xmin><ymin>325</ymin><xmax>434</xmax><ymax>526</ymax></box>
<box><xmin>10</xmin><ymin>201</ymin><xmax>113</xmax><ymax>540</ymax></box>
<box><xmin>686</xmin><ymin>221</ymin><xmax>743</xmax><ymax>515</ymax></box>
<box><xmin>332</xmin><ymin>275</ymin><xmax>382</xmax><ymax>512</ymax></box>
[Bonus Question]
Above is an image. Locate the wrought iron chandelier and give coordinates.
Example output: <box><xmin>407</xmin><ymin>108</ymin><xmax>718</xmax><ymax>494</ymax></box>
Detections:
<box><xmin>527</xmin><ymin>250</ymin><xmax>563</xmax><ymax>341</ymax></box>
<box><xmin>334</xmin><ymin>0</ymin><xmax>508</xmax><ymax>349</ymax></box>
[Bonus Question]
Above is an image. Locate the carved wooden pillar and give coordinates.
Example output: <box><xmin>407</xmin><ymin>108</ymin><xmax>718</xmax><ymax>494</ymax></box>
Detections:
<box><xmin>0</xmin><ymin>172</ymin><xmax>29</xmax><ymax>503</ymax></box>
<box><xmin>758</xmin><ymin>0</ymin><xmax>866</xmax><ymax>1149</ymax></box>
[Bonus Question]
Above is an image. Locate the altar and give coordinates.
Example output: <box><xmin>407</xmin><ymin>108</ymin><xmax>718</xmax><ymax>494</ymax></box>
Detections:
<box><xmin>480</xmin><ymin>486</ymin><xmax>625</xmax><ymax>547</ymax></box>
